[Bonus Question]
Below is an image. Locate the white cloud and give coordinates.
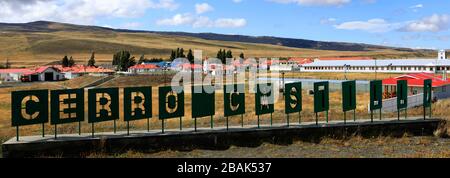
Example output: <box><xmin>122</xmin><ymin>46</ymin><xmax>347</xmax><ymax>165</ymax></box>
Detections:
<box><xmin>195</xmin><ymin>3</ymin><xmax>214</xmax><ymax>14</ymax></box>
<box><xmin>232</xmin><ymin>0</ymin><xmax>243</xmax><ymax>3</ymax></box>
<box><xmin>334</xmin><ymin>18</ymin><xmax>397</xmax><ymax>33</ymax></box>
<box><xmin>156</xmin><ymin>13</ymin><xmax>194</xmax><ymax>26</ymax></box>
<box><xmin>0</xmin><ymin>0</ymin><xmax>179</xmax><ymax>24</ymax></box>
<box><xmin>400</xmin><ymin>14</ymin><xmax>450</xmax><ymax>32</ymax></box>
<box><xmin>268</xmin><ymin>0</ymin><xmax>351</xmax><ymax>6</ymax></box>
<box><xmin>409</xmin><ymin>4</ymin><xmax>423</xmax><ymax>12</ymax></box>
<box><xmin>157</xmin><ymin>13</ymin><xmax>247</xmax><ymax>28</ymax></box>
<box><xmin>320</xmin><ymin>18</ymin><xmax>337</xmax><ymax>25</ymax></box>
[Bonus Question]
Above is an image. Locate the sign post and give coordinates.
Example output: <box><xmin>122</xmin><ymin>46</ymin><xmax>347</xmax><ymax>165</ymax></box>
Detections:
<box><xmin>50</xmin><ymin>89</ymin><xmax>84</xmax><ymax>139</ymax></box>
<box><xmin>224</xmin><ymin>84</ymin><xmax>246</xmax><ymax>130</ymax></box>
<box><xmin>284</xmin><ymin>82</ymin><xmax>302</xmax><ymax>127</ymax></box>
<box><xmin>88</xmin><ymin>88</ymin><xmax>119</xmax><ymax>137</ymax></box>
<box><xmin>370</xmin><ymin>80</ymin><xmax>383</xmax><ymax>122</ymax></box>
<box><xmin>192</xmin><ymin>85</ymin><xmax>215</xmax><ymax>131</ymax></box>
<box><xmin>255</xmin><ymin>83</ymin><xmax>274</xmax><ymax>128</ymax></box>
<box><xmin>397</xmin><ymin>80</ymin><xmax>408</xmax><ymax>121</ymax></box>
<box><xmin>314</xmin><ymin>82</ymin><xmax>329</xmax><ymax>125</ymax></box>
<box><xmin>159</xmin><ymin>86</ymin><xmax>184</xmax><ymax>133</ymax></box>
<box><xmin>342</xmin><ymin>81</ymin><xmax>356</xmax><ymax>124</ymax></box>
<box><xmin>423</xmin><ymin>79</ymin><xmax>432</xmax><ymax>120</ymax></box>
<box><xmin>12</xmin><ymin>90</ymin><xmax>49</xmax><ymax>141</ymax></box>
<box><xmin>124</xmin><ymin>87</ymin><xmax>152</xmax><ymax>135</ymax></box>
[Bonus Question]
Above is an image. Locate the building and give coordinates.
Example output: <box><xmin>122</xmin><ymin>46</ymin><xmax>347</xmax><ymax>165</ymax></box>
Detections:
<box><xmin>382</xmin><ymin>73</ymin><xmax>450</xmax><ymax>100</ymax></box>
<box><xmin>301</xmin><ymin>59</ymin><xmax>450</xmax><ymax>74</ymax></box>
<box><xmin>55</xmin><ymin>65</ymin><xmax>115</xmax><ymax>79</ymax></box>
<box><xmin>0</xmin><ymin>66</ymin><xmax>64</xmax><ymax>82</ymax></box>
<box><xmin>0</xmin><ymin>69</ymin><xmax>34</xmax><ymax>82</ymax></box>
<box><xmin>438</xmin><ymin>50</ymin><xmax>447</xmax><ymax>60</ymax></box>
<box><xmin>128</xmin><ymin>64</ymin><xmax>161</xmax><ymax>74</ymax></box>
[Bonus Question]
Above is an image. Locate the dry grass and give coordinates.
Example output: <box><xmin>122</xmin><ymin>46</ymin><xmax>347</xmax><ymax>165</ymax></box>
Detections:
<box><xmin>0</xmin><ymin>31</ymin><xmax>433</xmax><ymax>68</ymax></box>
<box><xmin>86</xmin><ymin>136</ymin><xmax>450</xmax><ymax>158</ymax></box>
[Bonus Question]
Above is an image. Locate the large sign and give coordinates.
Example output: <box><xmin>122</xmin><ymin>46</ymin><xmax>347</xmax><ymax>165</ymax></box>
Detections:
<box><xmin>124</xmin><ymin>87</ymin><xmax>152</xmax><ymax>121</ymax></box>
<box><xmin>224</xmin><ymin>84</ymin><xmax>245</xmax><ymax>117</ymax></box>
<box><xmin>423</xmin><ymin>79</ymin><xmax>432</xmax><ymax>107</ymax></box>
<box><xmin>159</xmin><ymin>86</ymin><xmax>184</xmax><ymax>120</ymax></box>
<box><xmin>88</xmin><ymin>88</ymin><xmax>119</xmax><ymax>123</ymax></box>
<box><xmin>284</xmin><ymin>82</ymin><xmax>302</xmax><ymax>114</ymax></box>
<box><xmin>370</xmin><ymin>80</ymin><xmax>383</xmax><ymax>111</ymax></box>
<box><xmin>51</xmin><ymin>89</ymin><xmax>84</xmax><ymax>125</ymax></box>
<box><xmin>191</xmin><ymin>85</ymin><xmax>215</xmax><ymax>118</ymax></box>
<box><xmin>255</xmin><ymin>83</ymin><xmax>274</xmax><ymax>115</ymax></box>
<box><xmin>397</xmin><ymin>80</ymin><xmax>408</xmax><ymax>110</ymax></box>
<box><xmin>342</xmin><ymin>81</ymin><xmax>356</xmax><ymax>112</ymax></box>
<box><xmin>314</xmin><ymin>82</ymin><xmax>329</xmax><ymax>113</ymax></box>
<box><xmin>11</xmin><ymin>90</ymin><xmax>48</xmax><ymax>127</ymax></box>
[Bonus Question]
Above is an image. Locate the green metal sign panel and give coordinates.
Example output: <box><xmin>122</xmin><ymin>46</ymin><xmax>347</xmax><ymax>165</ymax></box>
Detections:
<box><xmin>88</xmin><ymin>88</ymin><xmax>119</xmax><ymax>123</ymax></box>
<box><xmin>314</xmin><ymin>82</ymin><xmax>329</xmax><ymax>113</ymax></box>
<box><xmin>224</xmin><ymin>84</ymin><xmax>245</xmax><ymax>117</ymax></box>
<box><xmin>191</xmin><ymin>85</ymin><xmax>215</xmax><ymax>118</ymax></box>
<box><xmin>423</xmin><ymin>79</ymin><xmax>432</xmax><ymax>107</ymax></box>
<box><xmin>285</xmin><ymin>82</ymin><xmax>302</xmax><ymax>114</ymax></box>
<box><xmin>397</xmin><ymin>80</ymin><xmax>408</xmax><ymax>110</ymax></box>
<box><xmin>11</xmin><ymin>90</ymin><xmax>49</xmax><ymax>126</ymax></box>
<box><xmin>370</xmin><ymin>80</ymin><xmax>383</xmax><ymax>111</ymax></box>
<box><xmin>342</xmin><ymin>81</ymin><xmax>356</xmax><ymax>112</ymax></box>
<box><xmin>124</xmin><ymin>87</ymin><xmax>152</xmax><ymax>121</ymax></box>
<box><xmin>159</xmin><ymin>86</ymin><xmax>184</xmax><ymax>120</ymax></box>
<box><xmin>255</xmin><ymin>83</ymin><xmax>274</xmax><ymax>115</ymax></box>
<box><xmin>50</xmin><ymin>89</ymin><xmax>84</xmax><ymax>125</ymax></box>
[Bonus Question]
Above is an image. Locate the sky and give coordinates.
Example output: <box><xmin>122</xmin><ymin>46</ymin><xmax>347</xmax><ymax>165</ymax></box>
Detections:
<box><xmin>0</xmin><ymin>0</ymin><xmax>449</xmax><ymax>49</ymax></box>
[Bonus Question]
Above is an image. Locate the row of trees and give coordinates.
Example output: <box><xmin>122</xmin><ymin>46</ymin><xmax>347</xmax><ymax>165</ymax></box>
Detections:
<box><xmin>170</xmin><ymin>48</ymin><xmax>194</xmax><ymax>63</ymax></box>
<box><xmin>217</xmin><ymin>49</ymin><xmax>244</xmax><ymax>64</ymax></box>
<box><xmin>61</xmin><ymin>52</ymin><xmax>96</xmax><ymax>67</ymax></box>
<box><xmin>170</xmin><ymin>48</ymin><xmax>245</xmax><ymax>64</ymax></box>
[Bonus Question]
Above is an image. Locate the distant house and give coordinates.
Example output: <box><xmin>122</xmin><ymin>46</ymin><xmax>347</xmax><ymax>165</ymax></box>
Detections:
<box><xmin>0</xmin><ymin>69</ymin><xmax>34</xmax><ymax>82</ymax></box>
<box><xmin>54</xmin><ymin>65</ymin><xmax>115</xmax><ymax>79</ymax></box>
<box><xmin>382</xmin><ymin>73</ymin><xmax>450</xmax><ymax>99</ymax></box>
<box><xmin>0</xmin><ymin>66</ymin><xmax>64</xmax><ymax>82</ymax></box>
<box><xmin>128</xmin><ymin>64</ymin><xmax>161</xmax><ymax>74</ymax></box>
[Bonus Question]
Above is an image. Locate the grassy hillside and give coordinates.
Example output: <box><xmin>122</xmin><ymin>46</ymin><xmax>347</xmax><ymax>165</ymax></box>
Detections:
<box><xmin>0</xmin><ymin>21</ymin><xmax>437</xmax><ymax>67</ymax></box>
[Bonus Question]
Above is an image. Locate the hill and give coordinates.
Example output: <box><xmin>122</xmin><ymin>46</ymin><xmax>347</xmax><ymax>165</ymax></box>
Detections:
<box><xmin>0</xmin><ymin>21</ymin><xmax>436</xmax><ymax>67</ymax></box>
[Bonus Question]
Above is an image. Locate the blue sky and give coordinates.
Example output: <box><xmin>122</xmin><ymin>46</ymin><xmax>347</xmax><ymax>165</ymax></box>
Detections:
<box><xmin>0</xmin><ymin>0</ymin><xmax>449</xmax><ymax>49</ymax></box>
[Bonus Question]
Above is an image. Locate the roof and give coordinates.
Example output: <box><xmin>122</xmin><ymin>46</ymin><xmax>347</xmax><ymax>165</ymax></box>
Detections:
<box><xmin>318</xmin><ymin>57</ymin><xmax>373</xmax><ymax>60</ymax></box>
<box><xmin>0</xmin><ymin>68</ymin><xmax>33</xmax><ymax>74</ymax></box>
<box><xmin>0</xmin><ymin>66</ymin><xmax>59</xmax><ymax>75</ymax></box>
<box><xmin>129</xmin><ymin>64</ymin><xmax>159</xmax><ymax>70</ymax></box>
<box><xmin>54</xmin><ymin>65</ymin><xmax>115</xmax><ymax>73</ymax></box>
<box><xmin>303</xmin><ymin>59</ymin><xmax>450</xmax><ymax>67</ymax></box>
<box><xmin>382</xmin><ymin>73</ymin><xmax>450</xmax><ymax>87</ymax></box>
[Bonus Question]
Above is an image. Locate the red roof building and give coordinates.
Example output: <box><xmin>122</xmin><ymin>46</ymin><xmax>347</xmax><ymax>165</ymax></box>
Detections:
<box><xmin>382</xmin><ymin>73</ymin><xmax>450</xmax><ymax>88</ymax></box>
<box><xmin>382</xmin><ymin>73</ymin><xmax>450</xmax><ymax>99</ymax></box>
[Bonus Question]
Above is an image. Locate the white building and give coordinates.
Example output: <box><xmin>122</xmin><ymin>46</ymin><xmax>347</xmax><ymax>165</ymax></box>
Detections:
<box><xmin>301</xmin><ymin>59</ymin><xmax>450</xmax><ymax>74</ymax></box>
<box><xmin>438</xmin><ymin>50</ymin><xmax>447</xmax><ymax>60</ymax></box>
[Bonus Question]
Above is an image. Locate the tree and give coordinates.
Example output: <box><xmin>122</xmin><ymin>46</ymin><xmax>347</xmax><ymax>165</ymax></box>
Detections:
<box><xmin>187</xmin><ymin>49</ymin><xmax>194</xmax><ymax>64</ymax></box>
<box><xmin>87</xmin><ymin>52</ymin><xmax>96</xmax><ymax>67</ymax></box>
<box><xmin>179</xmin><ymin>48</ymin><xmax>185</xmax><ymax>58</ymax></box>
<box><xmin>170</xmin><ymin>50</ymin><xmax>176</xmax><ymax>61</ymax></box>
<box><xmin>68</xmin><ymin>56</ymin><xmax>75</xmax><ymax>67</ymax></box>
<box><xmin>138</xmin><ymin>54</ymin><xmax>146</xmax><ymax>64</ymax></box>
<box><xmin>226</xmin><ymin>50</ymin><xmax>233</xmax><ymax>59</ymax></box>
<box><xmin>239</xmin><ymin>52</ymin><xmax>245</xmax><ymax>59</ymax></box>
<box><xmin>62</xmin><ymin>55</ymin><xmax>69</xmax><ymax>67</ymax></box>
<box><xmin>217</xmin><ymin>49</ymin><xmax>224</xmax><ymax>63</ymax></box>
<box><xmin>112</xmin><ymin>51</ymin><xmax>136</xmax><ymax>71</ymax></box>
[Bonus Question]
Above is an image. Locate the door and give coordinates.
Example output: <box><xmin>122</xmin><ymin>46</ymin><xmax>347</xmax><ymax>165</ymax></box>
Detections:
<box><xmin>45</xmin><ymin>72</ymin><xmax>54</xmax><ymax>81</ymax></box>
